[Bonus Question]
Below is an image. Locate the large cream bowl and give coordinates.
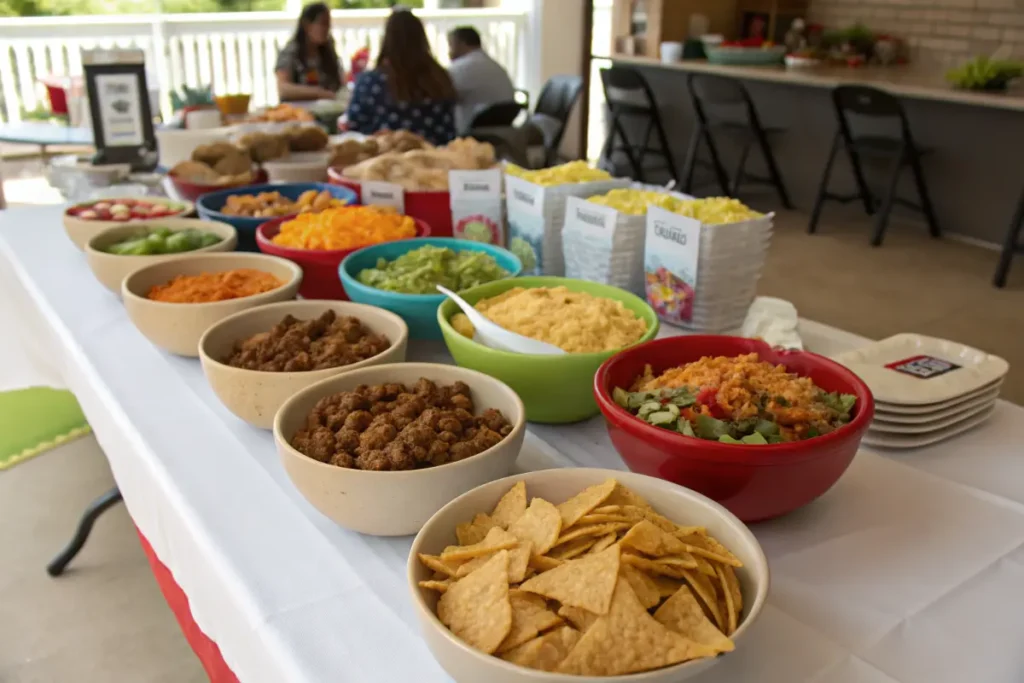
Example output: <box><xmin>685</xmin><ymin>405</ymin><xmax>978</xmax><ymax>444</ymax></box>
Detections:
<box><xmin>85</xmin><ymin>218</ymin><xmax>238</xmax><ymax>295</ymax></box>
<box><xmin>273</xmin><ymin>362</ymin><xmax>527</xmax><ymax>536</ymax></box>
<box><xmin>408</xmin><ymin>468</ymin><xmax>769</xmax><ymax>683</ymax></box>
<box><xmin>122</xmin><ymin>252</ymin><xmax>301</xmax><ymax>357</ymax></box>
<box><xmin>199</xmin><ymin>300</ymin><xmax>409</xmax><ymax>429</ymax></box>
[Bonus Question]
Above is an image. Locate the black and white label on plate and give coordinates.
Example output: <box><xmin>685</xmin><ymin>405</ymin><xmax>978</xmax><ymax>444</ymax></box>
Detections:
<box><xmin>361</xmin><ymin>181</ymin><xmax>405</xmax><ymax>213</ymax></box>
<box><xmin>885</xmin><ymin>355</ymin><xmax>962</xmax><ymax>379</ymax></box>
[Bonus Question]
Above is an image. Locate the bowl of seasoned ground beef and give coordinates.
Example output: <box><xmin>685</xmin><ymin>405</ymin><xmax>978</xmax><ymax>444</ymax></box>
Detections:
<box><xmin>199</xmin><ymin>300</ymin><xmax>409</xmax><ymax>428</ymax></box>
<box><xmin>273</xmin><ymin>362</ymin><xmax>526</xmax><ymax>536</ymax></box>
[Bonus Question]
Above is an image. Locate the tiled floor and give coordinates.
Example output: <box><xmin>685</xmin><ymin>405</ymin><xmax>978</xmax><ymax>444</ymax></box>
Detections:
<box><xmin>1</xmin><ymin>196</ymin><xmax>1021</xmax><ymax>683</ymax></box>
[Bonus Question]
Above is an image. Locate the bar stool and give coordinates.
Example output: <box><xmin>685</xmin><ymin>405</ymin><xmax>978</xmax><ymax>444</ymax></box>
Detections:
<box><xmin>994</xmin><ymin>189</ymin><xmax>1024</xmax><ymax>287</ymax></box>
<box><xmin>808</xmin><ymin>85</ymin><xmax>940</xmax><ymax>246</ymax></box>
<box><xmin>681</xmin><ymin>73</ymin><xmax>792</xmax><ymax>208</ymax></box>
<box><xmin>598</xmin><ymin>66</ymin><xmax>678</xmax><ymax>184</ymax></box>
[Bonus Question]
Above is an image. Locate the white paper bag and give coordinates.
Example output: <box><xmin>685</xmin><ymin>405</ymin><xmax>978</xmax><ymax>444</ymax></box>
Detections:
<box><xmin>449</xmin><ymin>168</ymin><xmax>504</xmax><ymax>244</ymax></box>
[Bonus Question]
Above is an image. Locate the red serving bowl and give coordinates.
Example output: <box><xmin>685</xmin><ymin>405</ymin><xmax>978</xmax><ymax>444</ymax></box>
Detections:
<box><xmin>256</xmin><ymin>213</ymin><xmax>431</xmax><ymax>299</ymax></box>
<box><xmin>594</xmin><ymin>336</ymin><xmax>874</xmax><ymax>523</ymax></box>
<box><xmin>327</xmin><ymin>167</ymin><xmax>454</xmax><ymax>238</ymax></box>
<box><xmin>168</xmin><ymin>168</ymin><xmax>268</xmax><ymax>202</ymax></box>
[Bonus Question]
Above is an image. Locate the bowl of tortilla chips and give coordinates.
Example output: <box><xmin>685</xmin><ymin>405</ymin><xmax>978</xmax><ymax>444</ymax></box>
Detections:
<box><xmin>408</xmin><ymin>468</ymin><xmax>768</xmax><ymax>682</ymax></box>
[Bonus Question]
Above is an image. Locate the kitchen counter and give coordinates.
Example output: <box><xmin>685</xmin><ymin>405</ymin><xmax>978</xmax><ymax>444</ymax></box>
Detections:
<box><xmin>597</xmin><ymin>55</ymin><xmax>1024</xmax><ymax>246</ymax></box>
<box><xmin>601</xmin><ymin>55</ymin><xmax>1024</xmax><ymax>112</ymax></box>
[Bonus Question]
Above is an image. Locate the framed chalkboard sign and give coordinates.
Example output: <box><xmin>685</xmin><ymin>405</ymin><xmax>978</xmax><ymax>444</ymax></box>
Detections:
<box><xmin>82</xmin><ymin>49</ymin><xmax>158</xmax><ymax>171</ymax></box>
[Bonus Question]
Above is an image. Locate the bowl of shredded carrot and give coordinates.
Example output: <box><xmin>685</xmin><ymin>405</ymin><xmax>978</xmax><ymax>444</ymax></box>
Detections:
<box><xmin>121</xmin><ymin>252</ymin><xmax>302</xmax><ymax>357</ymax></box>
<box><xmin>256</xmin><ymin>205</ymin><xmax>430</xmax><ymax>300</ymax></box>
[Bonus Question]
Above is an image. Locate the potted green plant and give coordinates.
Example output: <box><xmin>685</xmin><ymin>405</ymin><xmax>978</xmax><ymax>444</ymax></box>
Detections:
<box><xmin>947</xmin><ymin>56</ymin><xmax>1024</xmax><ymax>92</ymax></box>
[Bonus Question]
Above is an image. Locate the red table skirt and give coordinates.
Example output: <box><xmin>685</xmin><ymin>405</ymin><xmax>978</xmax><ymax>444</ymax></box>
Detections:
<box><xmin>136</xmin><ymin>528</ymin><xmax>240</xmax><ymax>683</ymax></box>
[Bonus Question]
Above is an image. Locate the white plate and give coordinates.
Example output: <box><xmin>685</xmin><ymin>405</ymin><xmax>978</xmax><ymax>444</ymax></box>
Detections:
<box><xmin>832</xmin><ymin>334</ymin><xmax>1009</xmax><ymax>405</ymax></box>
<box><xmin>869</xmin><ymin>398</ymin><xmax>996</xmax><ymax>433</ymax></box>
<box><xmin>873</xmin><ymin>377</ymin><xmax>1005</xmax><ymax>414</ymax></box>
<box><xmin>874</xmin><ymin>386</ymin><xmax>1002</xmax><ymax>423</ymax></box>
<box><xmin>863</xmin><ymin>405</ymin><xmax>996</xmax><ymax>449</ymax></box>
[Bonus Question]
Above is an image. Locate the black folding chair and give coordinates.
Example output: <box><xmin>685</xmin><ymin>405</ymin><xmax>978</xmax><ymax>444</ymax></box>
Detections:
<box><xmin>808</xmin><ymin>85</ymin><xmax>940</xmax><ymax>246</ymax></box>
<box><xmin>681</xmin><ymin>73</ymin><xmax>792</xmax><ymax>208</ymax></box>
<box><xmin>598</xmin><ymin>66</ymin><xmax>677</xmax><ymax>185</ymax></box>
<box><xmin>994</xmin><ymin>188</ymin><xmax>1024</xmax><ymax>287</ymax></box>
<box><xmin>524</xmin><ymin>75</ymin><xmax>583</xmax><ymax>167</ymax></box>
<box><xmin>466</xmin><ymin>101</ymin><xmax>524</xmax><ymax>129</ymax></box>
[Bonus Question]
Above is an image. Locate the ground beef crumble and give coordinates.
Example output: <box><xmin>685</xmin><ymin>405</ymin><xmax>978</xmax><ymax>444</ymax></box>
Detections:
<box><xmin>225</xmin><ymin>310</ymin><xmax>390</xmax><ymax>372</ymax></box>
<box><xmin>291</xmin><ymin>378</ymin><xmax>515</xmax><ymax>471</ymax></box>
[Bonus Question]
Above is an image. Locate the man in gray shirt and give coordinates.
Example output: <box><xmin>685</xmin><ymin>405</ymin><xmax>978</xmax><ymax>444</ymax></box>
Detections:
<box><xmin>447</xmin><ymin>26</ymin><xmax>516</xmax><ymax>133</ymax></box>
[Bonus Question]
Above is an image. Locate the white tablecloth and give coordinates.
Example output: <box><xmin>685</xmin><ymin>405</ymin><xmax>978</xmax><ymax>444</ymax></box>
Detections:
<box><xmin>3</xmin><ymin>206</ymin><xmax>1023</xmax><ymax>683</ymax></box>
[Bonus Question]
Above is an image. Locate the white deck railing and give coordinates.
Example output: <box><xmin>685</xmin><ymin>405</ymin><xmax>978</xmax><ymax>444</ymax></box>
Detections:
<box><xmin>0</xmin><ymin>8</ymin><xmax>528</xmax><ymax>123</ymax></box>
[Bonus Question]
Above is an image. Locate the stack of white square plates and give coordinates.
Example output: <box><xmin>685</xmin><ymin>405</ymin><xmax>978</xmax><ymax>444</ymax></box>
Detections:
<box><xmin>832</xmin><ymin>333</ymin><xmax>1009</xmax><ymax>449</ymax></box>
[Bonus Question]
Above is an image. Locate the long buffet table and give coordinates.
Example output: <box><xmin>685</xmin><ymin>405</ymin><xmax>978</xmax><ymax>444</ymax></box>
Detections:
<box><xmin>4</xmin><ymin>205</ymin><xmax>1024</xmax><ymax>683</ymax></box>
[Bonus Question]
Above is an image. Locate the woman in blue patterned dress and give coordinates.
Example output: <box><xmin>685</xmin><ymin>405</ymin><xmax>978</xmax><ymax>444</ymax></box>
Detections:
<box><xmin>344</xmin><ymin>10</ymin><xmax>457</xmax><ymax>146</ymax></box>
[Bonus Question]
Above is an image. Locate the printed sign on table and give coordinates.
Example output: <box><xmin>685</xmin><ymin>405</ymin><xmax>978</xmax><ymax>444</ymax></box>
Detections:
<box><xmin>644</xmin><ymin>205</ymin><xmax>701</xmax><ymax>324</ymax></box>
<box><xmin>449</xmin><ymin>168</ymin><xmax>503</xmax><ymax>244</ymax></box>
<box><xmin>562</xmin><ymin>196</ymin><xmax>618</xmax><ymax>283</ymax></box>
<box><xmin>505</xmin><ymin>174</ymin><xmax>545</xmax><ymax>275</ymax></box>
<box><xmin>361</xmin><ymin>181</ymin><xmax>405</xmax><ymax>214</ymax></box>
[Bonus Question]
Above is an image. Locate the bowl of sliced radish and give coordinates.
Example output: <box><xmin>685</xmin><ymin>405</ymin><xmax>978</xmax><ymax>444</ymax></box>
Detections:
<box><xmin>63</xmin><ymin>197</ymin><xmax>194</xmax><ymax>250</ymax></box>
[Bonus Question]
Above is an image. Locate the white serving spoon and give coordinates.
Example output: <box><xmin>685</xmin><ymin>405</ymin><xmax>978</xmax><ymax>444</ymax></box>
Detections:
<box><xmin>436</xmin><ymin>285</ymin><xmax>565</xmax><ymax>356</ymax></box>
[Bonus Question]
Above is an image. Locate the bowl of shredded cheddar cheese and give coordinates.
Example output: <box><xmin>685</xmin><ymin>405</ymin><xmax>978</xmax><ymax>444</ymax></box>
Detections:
<box><xmin>256</xmin><ymin>205</ymin><xmax>429</xmax><ymax>300</ymax></box>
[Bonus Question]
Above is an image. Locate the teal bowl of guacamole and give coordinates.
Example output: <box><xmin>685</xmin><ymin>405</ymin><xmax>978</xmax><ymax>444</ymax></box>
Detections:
<box><xmin>339</xmin><ymin>238</ymin><xmax>522</xmax><ymax>339</ymax></box>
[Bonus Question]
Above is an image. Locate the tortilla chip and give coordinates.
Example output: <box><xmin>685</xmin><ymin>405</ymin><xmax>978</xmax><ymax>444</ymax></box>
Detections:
<box><xmin>442</xmin><ymin>526</ymin><xmax>519</xmax><ymax>562</ymax></box>
<box><xmin>491</xmin><ymin>481</ymin><xmax>528</xmax><ymax>529</ymax></box>
<box><xmin>456</xmin><ymin>512</ymin><xmax>499</xmax><ymax>546</ymax></box>
<box><xmin>577</xmin><ymin>513</ymin><xmax>633</xmax><ymax>525</ymax></box>
<box><xmin>500</xmin><ymin>626</ymin><xmax>580</xmax><ymax>672</ymax></box>
<box><xmin>556</xmin><ymin>478</ymin><xmax>616</xmax><ymax>528</ymax></box>
<box><xmin>621</xmin><ymin>553</ymin><xmax>694</xmax><ymax>578</ymax></box>
<box><xmin>721</xmin><ymin>565</ymin><xmax>743</xmax><ymax>615</ymax></box>
<box><xmin>682</xmin><ymin>568</ymin><xmax>725</xmax><ymax>633</ymax></box>
<box><xmin>529</xmin><ymin>555</ymin><xmax>564</xmax><ymax>573</ymax></box>
<box><xmin>437</xmin><ymin>550</ymin><xmax>512</xmax><ymax>654</ymax></box>
<box><xmin>549</xmin><ymin>536</ymin><xmax>598</xmax><ymax>561</ymax></box>
<box><xmin>508</xmin><ymin>498</ymin><xmax>562</xmax><ymax>556</ymax></box>
<box><xmin>679</xmin><ymin>533</ymin><xmax>743</xmax><ymax>568</ymax></box>
<box><xmin>587</xmin><ymin>533</ymin><xmax>619</xmax><ymax>555</ymax></box>
<box><xmin>602</xmin><ymin>483</ymin><xmax>655</xmax><ymax>511</ymax></box>
<box><xmin>453</xmin><ymin>529</ymin><xmax>532</xmax><ymax>583</ymax></box>
<box><xmin>621</xmin><ymin>564</ymin><xmax>662</xmax><ymax>609</ymax></box>
<box><xmin>555</xmin><ymin>579</ymin><xmax>717</xmax><ymax>675</ymax></box>
<box><xmin>651</xmin><ymin>573</ymin><xmax>687</xmax><ymax>598</ymax></box>
<box><xmin>496</xmin><ymin>590</ymin><xmax>564</xmax><ymax>653</ymax></box>
<box><xmin>714</xmin><ymin>564</ymin><xmax>738</xmax><ymax>635</ymax></box>
<box><xmin>620</xmin><ymin>519</ymin><xmax>694</xmax><ymax>557</ymax></box>
<box><xmin>654</xmin><ymin>586</ymin><xmax>735</xmax><ymax>653</ymax></box>
<box><xmin>554</xmin><ymin>522</ymin><xmax>631</xmax><ymax>548</ymax></box>
<box><xmin>418</xmin><ymin>553</ymin><xmax>462</xmax><ymax>578</ymax></box>
<box><xmin>591</xmin><ymin>505</ymin><xmax>623</xmax><ymax>515</ymax></box>
<box><xmin>418</xmin><ymin>579</ymin><xmax>453</xmax><ymax>593</ymax></box>
<box><xmin>557</xmin><ymin>604</ymin><xmax>598</xmax><ymax>632</ymax></box>
<box><xmin>519</xmin><ymin>545</ymin><xmax>621</xmax><ymax>615</ymax></box>
<box><xmin>691</xmin><ymin>553</ymin><xmax>718</xmax><ymax>577</ymax></box>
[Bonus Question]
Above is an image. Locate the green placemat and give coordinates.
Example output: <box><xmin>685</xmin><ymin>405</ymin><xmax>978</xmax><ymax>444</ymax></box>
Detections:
<box><xmin>0</xmin><ymin>387</ymin><xmax>91</xmax><ymax>470</ymax></box>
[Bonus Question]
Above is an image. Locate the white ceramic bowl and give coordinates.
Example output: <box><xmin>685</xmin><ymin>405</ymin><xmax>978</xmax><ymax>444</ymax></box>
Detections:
<box><xmin>263</xmin><ymin>151</ymin><xmax>331</xmax><ymax>183</ymax></box>
<box><xmin>85</xmin><ymin>218</ymin><xmax>238</xmax><ymax>295</ymax></box>
<box><xmin>273</xmin><ymin>362</ymin><xmax>527</xmax><ymax>536</ymax></box>
<box><xmin>63</xmin><ymin>196</ymin><xmax>195</xmax><ymax>250</ymax></box>
<box><xmin>199</xmin><ymin>300</ymin><xmax>410</xmax><ymax>429</ymax></box>
<box><xmin>122</xmin><ymin>252</ymin><xmax>302</xmax><ymax>356</ymax></box>
<box><xmin>408</xmin><ymin>468</ymin><xmax>769</xmax><ymax>683</ymax></box>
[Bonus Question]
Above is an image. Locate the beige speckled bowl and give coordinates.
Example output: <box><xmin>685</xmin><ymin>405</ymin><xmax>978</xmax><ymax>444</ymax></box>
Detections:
<box><xmin>199</xmin><ymin>300</ymin><xmax>410</xmax><ymax>429</ymax></box>
<box><xmin>408</xmin><ymin>469</ymin><xmax>770</xmax><ymax>683</ymax></box>
<box><xmin>273</xmin><ymin>363</ymin><xmax>527</xmax><ymax>536</ymax></box>
<box><xmin>63</xmin><ymin>197</ymin><xmax>195</xmax><ymax>250</ymax></box>
<box><xmin>85</xmin><ymin>218</ymin><xmax>238</xmax><ymax>295</ymax></box>
<box><xmin>122</xmin><ymin>252</ymin><xmax>302</xmax><ymax>357</ymax></box>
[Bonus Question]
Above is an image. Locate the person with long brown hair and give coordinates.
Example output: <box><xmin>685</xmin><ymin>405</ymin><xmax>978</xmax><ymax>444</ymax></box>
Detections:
<box><xmin>276</xmin><ymin>2</ymin><xmax>344</xmax><ymax>102</ymax></box>
<box><xmin>344</xmin><ymin>9</ymin><xmax>457</xmax><ymax>145</ymax></box>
